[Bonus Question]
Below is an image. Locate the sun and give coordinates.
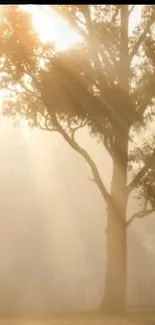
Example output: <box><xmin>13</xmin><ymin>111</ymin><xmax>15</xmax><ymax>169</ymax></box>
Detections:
<box><xmin>25</xmin><ymin>5</ymin><xmax>82</xmax><ymax>51</ymax></box>
<box><xmin>3</xmin><ymin>5</ymin><xmax>144</xmax><ymax>140</ymax></box>
<box><xmin>20</xmin><ymin>5</ymin><xmax>144</xmax><ymax>57</ymax></box>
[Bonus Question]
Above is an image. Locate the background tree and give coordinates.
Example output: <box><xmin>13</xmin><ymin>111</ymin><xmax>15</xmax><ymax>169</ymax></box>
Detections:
<box><xmin>1</xmin><ymin>4</ymin><xmax>155</xmax><ymax>313</ymax></box>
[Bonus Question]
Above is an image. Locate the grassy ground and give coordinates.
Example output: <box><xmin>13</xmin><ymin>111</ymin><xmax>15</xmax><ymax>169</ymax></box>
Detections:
<box><xmin>0</xmin><ymin>311</ymin><xmax>155</xmax><ymax>325</ymax></box>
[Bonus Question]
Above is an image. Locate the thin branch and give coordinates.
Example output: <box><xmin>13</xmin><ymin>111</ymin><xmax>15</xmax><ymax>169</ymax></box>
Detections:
<box><xmin>131</xmin><ymin>71</ymin><xmax>155</xmax><ymax>118</ymax></box>
<box><xmin>103</xmin><ymin>137</ymin><xmax>113</xmax><ymax>157</ymax></box>
<box><xmin>52</xmin><ymin>6</ymin><xmax>132</xmax><ymax>130</ymax></box>
<box><xmin>139</xmin><ymin>79</ymin><xmax>155</xmax><ymax>118</ymax></box>
<box><xmin>36</xmin><ymin>121</ymin><xmax>57</xmax><ymax>132</ymax></box>
<box><xmin>70</xmin><ymin>119</ymin><xmax>88</xmax><ymax>140</ymax></box>
<box><xmin>20</xmin><ymin>80</ymin><xmax>35</xmax><ymax>96</ymax></box>
<box><xmin>27</xmin><ymin>83</ymin><xmax>126</xmax><ymax>226</ymax></box>
<box><xmin>5</xmin><ymin>87</ymin><xmax>19</xmax><ymax>96</ymax></box>
<box><xmin>75</xmin><ymin>15</ymin><xmax>86</xmax><ymax>27</ymax></box>
<box><xmin>7</xmin><ymin>80</ymin><xmax>35</xmax><ymax>98</ymax></box>
<box><xmin>53</xmin><ymin>114</ymin><xmax>126</xmax><ymax>226</ymax></box>
<box><xmin>127</xmin><ymin>208</ymin><xmax>155</xmax><ymax>227</ymax></box>
<box><xmin>51</xmin><ymin>6</ymin><xmax>88</xmax><ymax>40</ymax></box>
<box><xmin>88</xmin><ymin>177</ymin><xmax>96</xmax><ymax>183</ymax></box>
<box><xmin>36</xmin><ymin>88</ymin><xmax>115</xmax><ymax>209</ymax></box>
<box><xmin>127</xmin><ymin>149</ymin><xmax>155</xmax><ymax>194</ymax></box>
<box><xmin>35</xmin><ymin>110</ymin><xmax>58</xmax><ymax>132</ymax></box>
<box><xmin>129</xmin><ymin>5</ymin><xmax>135</xmax><ymax>16</ymax></box>
<box><xmin>130</xmin><ymin>18</ymin><xmax>155</xmax><ymax>61</ymax></box>
<box><xmin>51</xmin><ymin>113</ymin><xmax>110</xmax><ymax>204</ymax></box>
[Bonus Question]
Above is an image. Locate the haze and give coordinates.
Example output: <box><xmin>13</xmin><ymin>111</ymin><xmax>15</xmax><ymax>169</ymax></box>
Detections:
<box><xmin>0</xmin><ymin>115</ymin><xmax>154</xmax><ymax>314</ymax></box>
<box><xmin>0</xmin><ymin>4</ymin><xmax>155</xmax><ymax>324</ymax></box>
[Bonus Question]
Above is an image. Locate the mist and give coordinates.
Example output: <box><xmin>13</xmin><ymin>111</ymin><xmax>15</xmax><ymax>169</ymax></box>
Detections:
<box><xmin>0</xmin><ymin>119</ymin><xmax>154</xmax><ymax>316</ymax></box>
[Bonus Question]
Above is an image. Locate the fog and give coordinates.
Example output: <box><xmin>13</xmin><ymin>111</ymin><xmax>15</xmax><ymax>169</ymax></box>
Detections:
<box><xmin>0</xmin><ymin>119</ymin><xmax>155</xmax><ymax>315</ymax></box>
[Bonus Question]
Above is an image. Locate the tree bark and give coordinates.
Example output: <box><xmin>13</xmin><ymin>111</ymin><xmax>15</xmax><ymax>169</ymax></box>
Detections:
<box><xmin>101</xmin><ymin>5</ymin><xmax>129</xmax><ymax>314</ymax></box>
<box><xmin>103</xmin><ymin>128</ymin><xmax>129</xmax><ymax>313</ymax></box>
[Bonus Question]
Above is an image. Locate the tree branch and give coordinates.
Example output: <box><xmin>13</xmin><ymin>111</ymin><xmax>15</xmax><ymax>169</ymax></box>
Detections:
<box><xmin>129</xmin><ymin>5</ymin><xmax>135</xmax><ymax>16</ymax></box>
<box><xmin>131</xmin><ymin>71</ymin><xmax>155</xmax><ymax>118</ymax></box>
<box><xmin>51</xmin><ymin>6</ymin><xmax>88</xmax><ymax>41</ymax></box>
<box><xmin>36</xmin><ymin>118</ymin><xmax>57</xmax><ymax>132</ymax></box>
<box><xmin>52</xmin><ymin>114</ymin><xmax>129</xmax><ymax>227</ymax></box>
<box><xmin>127</xmin><ymin>208</ymin><xmax>155</xmax><ymax>227</ymax></box>
<box><xmin>70</xmin><ymin>119</ymin><xmax>88</xmax><ymax>141</ymax></box>
<box><xmin>88</xmin><ymin>177</ymin><xmax>96</xmax><ymax>183</ymax></box>
<box><xmin>74</xmin><ymin>14</ymin><xmax>86</xmax><ymax>27</ymax></box>
<box><xmin>51</xmin><ymin>5</ymin><xmax>134</xmax><ymax>131</ymax></box>
<box><xmin>130</xmin><ymin>18</ymin><xmax>155</xmax><ymax>61</ymax></box>
<box><xmin>52</xmin><ymin>113</ymin><xmax>110</xmax><ymax>204</ymax></box>
<box><xmin>127</xmin><ymin>149</ymin><xmax>155</xmax><ymax>194</ymax></box>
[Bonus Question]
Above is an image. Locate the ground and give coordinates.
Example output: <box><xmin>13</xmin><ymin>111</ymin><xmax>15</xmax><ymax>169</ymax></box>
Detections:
<box><xmin>0</xmin><ymin>312</ymin><xmax>155</xmax><ymax>325</ymax></box>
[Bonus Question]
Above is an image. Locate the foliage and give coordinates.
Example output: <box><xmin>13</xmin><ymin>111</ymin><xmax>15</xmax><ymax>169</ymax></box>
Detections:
<box><xmin>1</xmin><ymin>5</ymin><xmax>155</xmax><ymax>215</ymax></box>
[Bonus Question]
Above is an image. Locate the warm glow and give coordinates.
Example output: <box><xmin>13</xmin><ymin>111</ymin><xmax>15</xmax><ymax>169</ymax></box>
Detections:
<box><xmin>129</xmin><ymin>5</ymin><xmax>144</xmax><ymax>36</ymax></box>
<box><xmin>17</xmin><ymin>5</ymin><xmax>143</xmax><ymax>139</ymax></box>
<box><xmin>0</xmin><ymin>91</ymin><xmax>3</xmax><ymax>114</ymax></box>
<box><xmin>26</xmin><ymin>5</ymin><xmax>83</xmax><ymax>51</ymax></box>
<box><xmin>27</xmin><ymin>5</ymin><xmax>144</xmax><ymax>49</ymax></box>
<box><xmin>2</xmin><ymin>5</ymin><xmax>144</xmax><ymax>140</ymax></box>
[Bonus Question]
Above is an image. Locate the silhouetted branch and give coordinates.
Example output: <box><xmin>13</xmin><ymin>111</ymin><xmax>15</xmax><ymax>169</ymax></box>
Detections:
<box><xmin>51</xmin><ymin>6</ymin><xmax>88</xmax><ymax>40</ymax></box>
<box><xmin>51</xmin><ymin>113</ymin><xmax>111</xmax><ymax>204</ymax></box>
<box><xmin>5</xmin><ymin>87</ymin><xmax>19</xmax><ymax>96</ymax></box>
<box><xmin>52</xmin><ymin>6</ymin><xmax>130</xmax><ymax>130</ymax></box>
<box><xmin>127</xmin><ymin>149</ymin><xmax>155</xmax><ymax>194</ymax></box>
<box><xmin>36</xmin><ymin>121</ymin><xmax>57</xmax><ymax>132</ymax></box>
<box><xmin>21</xmin><ymin>82</ymin><xmax>34</xmax><ymax>95</ymax></box>
<box><xmin>36</xmin><ymin>115</ymin><xmax>57</xmax><ymax>132</ymax></box>
<box><xmin>127</xmin><ymin>208</ymin><xmax>155</xmax><ymax>227</ymax></box>
<box><xmin>88</xmin><ymin>177</ymin><xmax>96</xmax><ymax>183</ymax></box>
<box><xmin>103</xmin><ymin>137</ymin><xmax>113</xmax><ymax>157</ymax></box>
<box><xmin>129</xmin><ymin>5</ymin><xmax>135</xmax><ymax>16</ymax></box>
<box><xmin>132</xmin><ymin>71</ymin><xmax>155</xmax><ymax>117</ymax></box>
<box><xmin>130</xmin><ymin>18</ymin><xmax>155</xmax><ymax>61</ymax></box>
<box><xmin>75</xmin><ymin>15</ymin><xmax>86</xmax><ymax>27</ymax></box>
<box><xmin>70</xmin><ymin>119</ymin><xmax>88</xmax><ymax>140</ymax></box>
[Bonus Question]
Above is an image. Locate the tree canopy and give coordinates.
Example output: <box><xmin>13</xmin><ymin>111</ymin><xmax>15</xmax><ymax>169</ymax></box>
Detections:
<box><xmin>0</xmin><ymin>5</ymin><xmax>155</xmax><ymax>209</ymax></box>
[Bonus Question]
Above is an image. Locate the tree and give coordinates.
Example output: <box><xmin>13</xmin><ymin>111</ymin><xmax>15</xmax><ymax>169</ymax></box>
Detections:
<box><xmin>1</xmin><ymin>4</ymin><xmax>155</xmax><ymax>313</ymax></box>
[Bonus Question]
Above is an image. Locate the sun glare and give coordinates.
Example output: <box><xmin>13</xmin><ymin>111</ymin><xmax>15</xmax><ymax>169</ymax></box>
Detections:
<box><xmin>29</xmin><ymin>5</ymin><xmax>143</xmax><ymax>47</ymax></box>
<box><xmin>2</xmin><ymin>5</ymin><xmax>143</xmax><ymax>140</ymax></box>
<box><xmin>28</xmin><ymin>5</ymin><xmax>143</xmax><ymax>50</ymax></box>
<box><xmin>26</xmin><ymin>5</ymin><xmax>83</xmax><ymax>51</ymax></box>
<box><xmin>129</xmin><ymin>5</ymin><xmax>144</xmax><ymax>36</ymax></box>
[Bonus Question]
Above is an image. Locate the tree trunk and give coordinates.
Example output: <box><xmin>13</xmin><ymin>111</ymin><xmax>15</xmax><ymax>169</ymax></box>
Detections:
<box><xmin>103</xmin><ymin>129</ymin><xmax>129</xmax><ymax>313</ymax></box>
<box><xmin>101</xmin><ymin>5</ymin><xmax>130</xmax><ymax>314</ymax></box>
